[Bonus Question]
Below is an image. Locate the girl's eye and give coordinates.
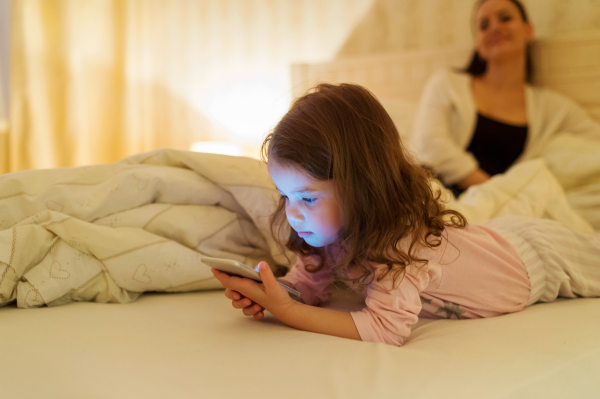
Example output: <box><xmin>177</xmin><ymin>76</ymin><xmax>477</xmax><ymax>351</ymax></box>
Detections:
<box><xmin>479</xmin><ymin>20</ymin><xmax>489</xmax><ymax>31</ymax></box>
<box><xmin>499</xmin><ymin>14</ymin><xmax>512</xmax><ymax>22</ymax></box>
<box><xmin>280</xmin><ymin>194</ymin><xmax>288</xmax><ymax>200</ymax></box>
<box><xmin>302</xmin><ymin>198</ymin><xmax>317</xmax><ymax>204</ymax></box>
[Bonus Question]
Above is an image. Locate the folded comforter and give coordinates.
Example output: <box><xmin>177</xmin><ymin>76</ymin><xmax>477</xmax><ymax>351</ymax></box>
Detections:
<box><xmin>0</xmin><ymin>149</ymin><xmax>288</xmax><ymax>308</ymax></box>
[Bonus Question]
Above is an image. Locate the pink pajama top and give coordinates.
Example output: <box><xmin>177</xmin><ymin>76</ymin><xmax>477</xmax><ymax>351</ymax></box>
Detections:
<box><xmin>282</xmin><ymin>224</ymin><xmax>531</xmax><ymax>346</ymax></box>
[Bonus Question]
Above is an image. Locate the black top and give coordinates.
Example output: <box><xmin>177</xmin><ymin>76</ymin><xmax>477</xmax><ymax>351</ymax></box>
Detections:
<box><xmin>467</xmin><ymin>113</ymin><xmax>528</xmax><ymax>176</ymax></box>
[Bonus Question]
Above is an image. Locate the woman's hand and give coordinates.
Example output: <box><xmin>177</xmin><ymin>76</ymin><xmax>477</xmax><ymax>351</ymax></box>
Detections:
<box><xmin>211</xmin><ymin>261</ymin><xmax>297</xmax><ymax>320</ymax></box>
<box><xmin>457</xmin><ymin>168</ymin><xmax>490</xmax><ymax>189</ymax></box>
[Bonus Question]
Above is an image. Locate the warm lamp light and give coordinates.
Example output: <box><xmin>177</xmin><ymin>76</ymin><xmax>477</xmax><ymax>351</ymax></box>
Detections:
<box><xmin>206</xmin><ymin>80</ymin><xmax>288</xmax><ymax>142</ymax></box>
<box><xmin>190</xmin><ymin>141</ymin><xmax>243</xmax><ymax>156</ymax></box>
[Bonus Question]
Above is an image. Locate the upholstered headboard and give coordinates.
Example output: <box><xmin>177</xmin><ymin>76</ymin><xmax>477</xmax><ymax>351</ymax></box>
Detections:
<box><xmin>291</xmin><ymin>33</ymin><xmax>600</xmax><ymax>122</ymax></box>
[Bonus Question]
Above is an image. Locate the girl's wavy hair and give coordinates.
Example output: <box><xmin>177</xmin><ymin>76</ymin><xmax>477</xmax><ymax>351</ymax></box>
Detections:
<box><xmin>463</xmin><ymin>0</ymin><xmax>533</xmax><ymax>83</ymax></box>
<box><xmin>261</xmin><ymin>83</ymin><xmax>466</xmax><ymax>289</ymax></box>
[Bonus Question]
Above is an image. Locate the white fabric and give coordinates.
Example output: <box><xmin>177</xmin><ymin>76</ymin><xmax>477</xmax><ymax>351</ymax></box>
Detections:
<box><xmin>542</xmin><ymin>132</ymin><xmax>600</xmax><ymax>229</ymax></box>
<box><xmin>411</xmin><ymin>68</ymin><xmax>600</xmax><ymax>185</ymax></box>
<box><xmin>439</xmin><ymin>159</ymin><xmax>594</xmax><ymax>235</ymax></box>
<box><xmin>484</xmin><ymin>216</ymin><xmax>600</xmax><ymax>306</ymax></box>
<box><xmin>0</xmin><ymin>149</ymin><xmax>292</xmax><ymax>308</ymax></box>
<box><xmin>1</xmin><ymin>290</ymin><xmax>599</xmax><ymax>398</ymax></box>
<box><xmin>0</xmin><ymin>150</ymin><xmax>593</xmax><ymax>309</ymax></box>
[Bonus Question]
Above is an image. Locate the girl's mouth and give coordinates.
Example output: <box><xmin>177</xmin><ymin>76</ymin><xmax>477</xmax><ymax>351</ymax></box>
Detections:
<box><xmin>297</xmin><ymin>232</ymin><xmax>313</xmax><ymax>238</ymax></box>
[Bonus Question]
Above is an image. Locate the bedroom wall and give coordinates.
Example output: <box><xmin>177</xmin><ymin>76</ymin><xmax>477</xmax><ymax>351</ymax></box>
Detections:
<box><xmin>336</xmin><ymin>0</ymin><xmax>600</xmax><ymax>57</ymax></box>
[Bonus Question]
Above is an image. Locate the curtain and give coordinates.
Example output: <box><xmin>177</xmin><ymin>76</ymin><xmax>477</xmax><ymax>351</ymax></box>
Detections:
<box><xmin>0</xmin><ymin>0</ymin><xmax>8</xmax><ymax>174</ymax></box>
<box><xmin>8</xmin><ymin>0</ymin><xmax>373</xmax><ymax>172</ymax></box>
<box><xmin>0</xmin><ymin>72</ymin><xmax>6</xmax><ymax>174</ymax></box>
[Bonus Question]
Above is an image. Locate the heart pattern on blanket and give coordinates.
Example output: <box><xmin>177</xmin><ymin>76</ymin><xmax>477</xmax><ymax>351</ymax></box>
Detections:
<box><xmin>132</xmin><ymin>264</ymin><xmax>152</xmax><ymax>284</ymax></box>
<box><xmin>50</xmin><ymin>261</ymin><xmax>71</xmax><ymax>280</ymax></box>
<box><xmin>69</xmin><ymin>238</ymin><xmax>83</xmax><ymax>251</ymax></box>
<box><xmin>25</xmin><ymin>289</ymin><xmax>44</xmax><ymax>307</ymax></box>
<box><xmin>134</xmin><ymin>174</ymin><xmax>150</xmax><ymax>190</ymax></box>
<box><xmin>46</xmin><ymin>200</ymin><xmax>65</xmax><ymax>212</ymax></box>
<box><xmin>165</xmin><ymin>260</ymin><xmax>180</xmax><ymax>270</ymax></box>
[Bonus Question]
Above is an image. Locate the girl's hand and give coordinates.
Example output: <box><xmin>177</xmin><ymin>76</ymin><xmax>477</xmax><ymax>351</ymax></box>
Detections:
<box><xmin>210</xmin><ymin>261</ymin><xmax>296</xmax><ymax>320</ymax></box>
<box><xmin>223</xmin><ymin>287</ymin><xmax>265</xmax><ymax>320</ymax></box>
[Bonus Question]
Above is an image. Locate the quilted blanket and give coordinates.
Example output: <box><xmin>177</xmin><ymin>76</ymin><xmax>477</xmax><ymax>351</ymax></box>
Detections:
<box><xmin>0</xmin><ymin>149</ymin><xmax>593</xmax><ymax>308</ymax></box>
<box><xmin>0</xmin><ymin>149</ymin><xmax>289</xmax><ymax>308</ymax></box>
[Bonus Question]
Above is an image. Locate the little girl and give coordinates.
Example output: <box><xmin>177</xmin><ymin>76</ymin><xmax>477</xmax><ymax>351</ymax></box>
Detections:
<box><xmin>211</xmin><ymin>83</ymin><xmax>600</xmax><ymax>346</ymax></box>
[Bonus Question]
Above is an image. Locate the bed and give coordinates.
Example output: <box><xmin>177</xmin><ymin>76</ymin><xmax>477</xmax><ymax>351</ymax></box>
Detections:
<box><xmin>2</xmin><ymin>33</ymin><xmax>600</xmax><ymax>398</ymax></box>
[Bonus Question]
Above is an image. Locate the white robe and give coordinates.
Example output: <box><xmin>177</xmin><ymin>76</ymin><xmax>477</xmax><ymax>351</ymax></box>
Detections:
<box><xmin>411</xmin><ymin>68</ymin><xmax>600</xmax><ymax>185</ymax></box>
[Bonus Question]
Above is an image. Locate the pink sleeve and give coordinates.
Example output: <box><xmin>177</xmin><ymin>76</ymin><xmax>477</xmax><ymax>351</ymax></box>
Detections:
<box><xmin>282</xmin><ymin>256</ymin><xmax>335</xmax><ymax>306</ymax></box>
<box><xmin>350</xmin><ymin>268</ymin><xmax>428</xmax><ymax>346</ymax></box>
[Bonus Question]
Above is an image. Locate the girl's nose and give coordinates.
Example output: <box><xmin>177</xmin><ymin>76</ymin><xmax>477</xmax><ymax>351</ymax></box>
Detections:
<box><xmin>286</xmin><ymin>204</ymin><xmax>304</xmax><ymax>223</ymax></box>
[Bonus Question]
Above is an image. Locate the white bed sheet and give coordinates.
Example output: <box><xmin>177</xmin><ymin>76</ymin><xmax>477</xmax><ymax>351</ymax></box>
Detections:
<box><xmin>2</xmin><ymin>290</ymin><xmax>599</xmax><ymax>399</ymax></box>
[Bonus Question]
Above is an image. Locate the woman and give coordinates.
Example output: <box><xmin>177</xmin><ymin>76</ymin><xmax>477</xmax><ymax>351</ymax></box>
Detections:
<box><xmin>411</xmin><ymin>0</ymin><xmax>600</xmax><ymax>194</ymax></box>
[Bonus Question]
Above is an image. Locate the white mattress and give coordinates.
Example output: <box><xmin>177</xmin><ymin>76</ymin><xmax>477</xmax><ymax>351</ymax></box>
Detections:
<box><xmin>2</xmin><ymin>289</ymin><xmax>599</xmax><ymax>398</ymax></box>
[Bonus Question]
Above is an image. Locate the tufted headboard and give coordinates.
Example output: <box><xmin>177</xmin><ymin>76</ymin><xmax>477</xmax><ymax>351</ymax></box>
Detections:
<box><xmin>291</xmin><ymin>32</ymin><xmax>600</xmax><ymax>123</ymax></box>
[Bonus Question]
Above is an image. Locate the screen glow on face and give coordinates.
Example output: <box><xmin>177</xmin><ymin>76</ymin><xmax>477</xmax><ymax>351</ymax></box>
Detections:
<box><xmin>268</xmin><ymin>160</ymin><xmax>342</xmax><ymax>248</ymax></box>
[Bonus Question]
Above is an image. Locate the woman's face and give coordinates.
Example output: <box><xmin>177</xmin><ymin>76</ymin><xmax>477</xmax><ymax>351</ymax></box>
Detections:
<box><xmin>473</xmin><ymin>0</ymin><xmax>533</xmax><ymax>63</ymax></box>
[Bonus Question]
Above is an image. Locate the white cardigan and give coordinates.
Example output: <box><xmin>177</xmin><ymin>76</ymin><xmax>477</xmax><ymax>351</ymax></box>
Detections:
<box><xmin>411</xmin><ymin>69</ymin><xmax>600</xmax><ymax>185</ymax></box>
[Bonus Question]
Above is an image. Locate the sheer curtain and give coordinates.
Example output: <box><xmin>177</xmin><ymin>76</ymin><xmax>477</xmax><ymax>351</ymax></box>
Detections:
<box><xmin>0</xmin><ymin>67</ymin><xmax>6</xmax><ymax>174</ymax></box>
<box><xmin>0</xmin><ymin>0</ymin><xmax>8</xmax><ymax>174</ymax></box>
<box><xmin>8</xmin><ymin>0</ymin><xmax>373</xmax><ymax>172</ymax></box>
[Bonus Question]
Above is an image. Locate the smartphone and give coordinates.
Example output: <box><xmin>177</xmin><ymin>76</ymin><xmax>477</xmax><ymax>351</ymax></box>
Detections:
<box><xmin>202</xmin><ymin>256</ymin><xmax>301</xmax><ymax>301</ymax></box>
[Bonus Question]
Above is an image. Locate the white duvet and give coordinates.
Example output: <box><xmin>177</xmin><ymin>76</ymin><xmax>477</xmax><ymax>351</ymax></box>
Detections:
<box><xmin>542</xmin><ymin>132</ymin><xmax>600</xmax><ymax>231</ymax></box>
<box><xmin>0</xmin><ymin>150</ymin><xmax>288</xmax><ymax>308</ymax></box>
<box><xmin>0</xmin><ymin>149</ymin><xmax>593</xmax><ymax>308</ymax></box>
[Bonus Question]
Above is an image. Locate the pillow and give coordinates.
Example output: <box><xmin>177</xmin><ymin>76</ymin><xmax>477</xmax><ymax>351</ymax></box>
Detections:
<box><xmin>378</xmin><ymin>97</ymin><xmax>418</xmax><ymax>143</ymax></box>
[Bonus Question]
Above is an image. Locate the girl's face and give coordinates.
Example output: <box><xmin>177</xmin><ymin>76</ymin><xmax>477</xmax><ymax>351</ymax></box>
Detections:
<box><xmin>268</xmin><ymin>160</ymin><xmax>342</xmax><ymax>248</ymax></box>
<box><xmin>473</xmin><ymin>0</ymin><xmax>533</xmax><ymax>62</ymax></box>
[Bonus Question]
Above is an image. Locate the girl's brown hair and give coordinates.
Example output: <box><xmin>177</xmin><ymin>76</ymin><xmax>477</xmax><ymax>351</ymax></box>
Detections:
<box><xmin>262</xmin><ymin>83</ymin><xmax>466</xmax><ymax>289</ymax></box>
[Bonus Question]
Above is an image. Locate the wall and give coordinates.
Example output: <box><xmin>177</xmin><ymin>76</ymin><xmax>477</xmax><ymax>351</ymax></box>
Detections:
<box><xmin>336</xmin><ymin>0</ymin><xmax>600</xmax><ymax>57</ymax></box>
<box><xmin>118</xmin><ymin>0</ymin><xmax>376</xmax><ymax>147</ymax></box>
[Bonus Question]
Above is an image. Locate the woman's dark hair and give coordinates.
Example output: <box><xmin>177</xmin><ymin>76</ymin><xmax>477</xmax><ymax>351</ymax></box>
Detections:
<box><xmin>261</xmin><ymin>83</ymin><xmax>467</xmax><ymax>290</ymax></box>
<box><xmin>463</xmin><ymin>0</ymin><xmax>533</xmax><ymax>83</ymax></box>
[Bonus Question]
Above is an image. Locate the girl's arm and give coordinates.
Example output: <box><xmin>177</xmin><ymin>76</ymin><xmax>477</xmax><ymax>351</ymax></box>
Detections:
<box><xmin>211</xmin><ymin>262</ymin><xmax>361</xmax><ymax>341</ymax></box>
